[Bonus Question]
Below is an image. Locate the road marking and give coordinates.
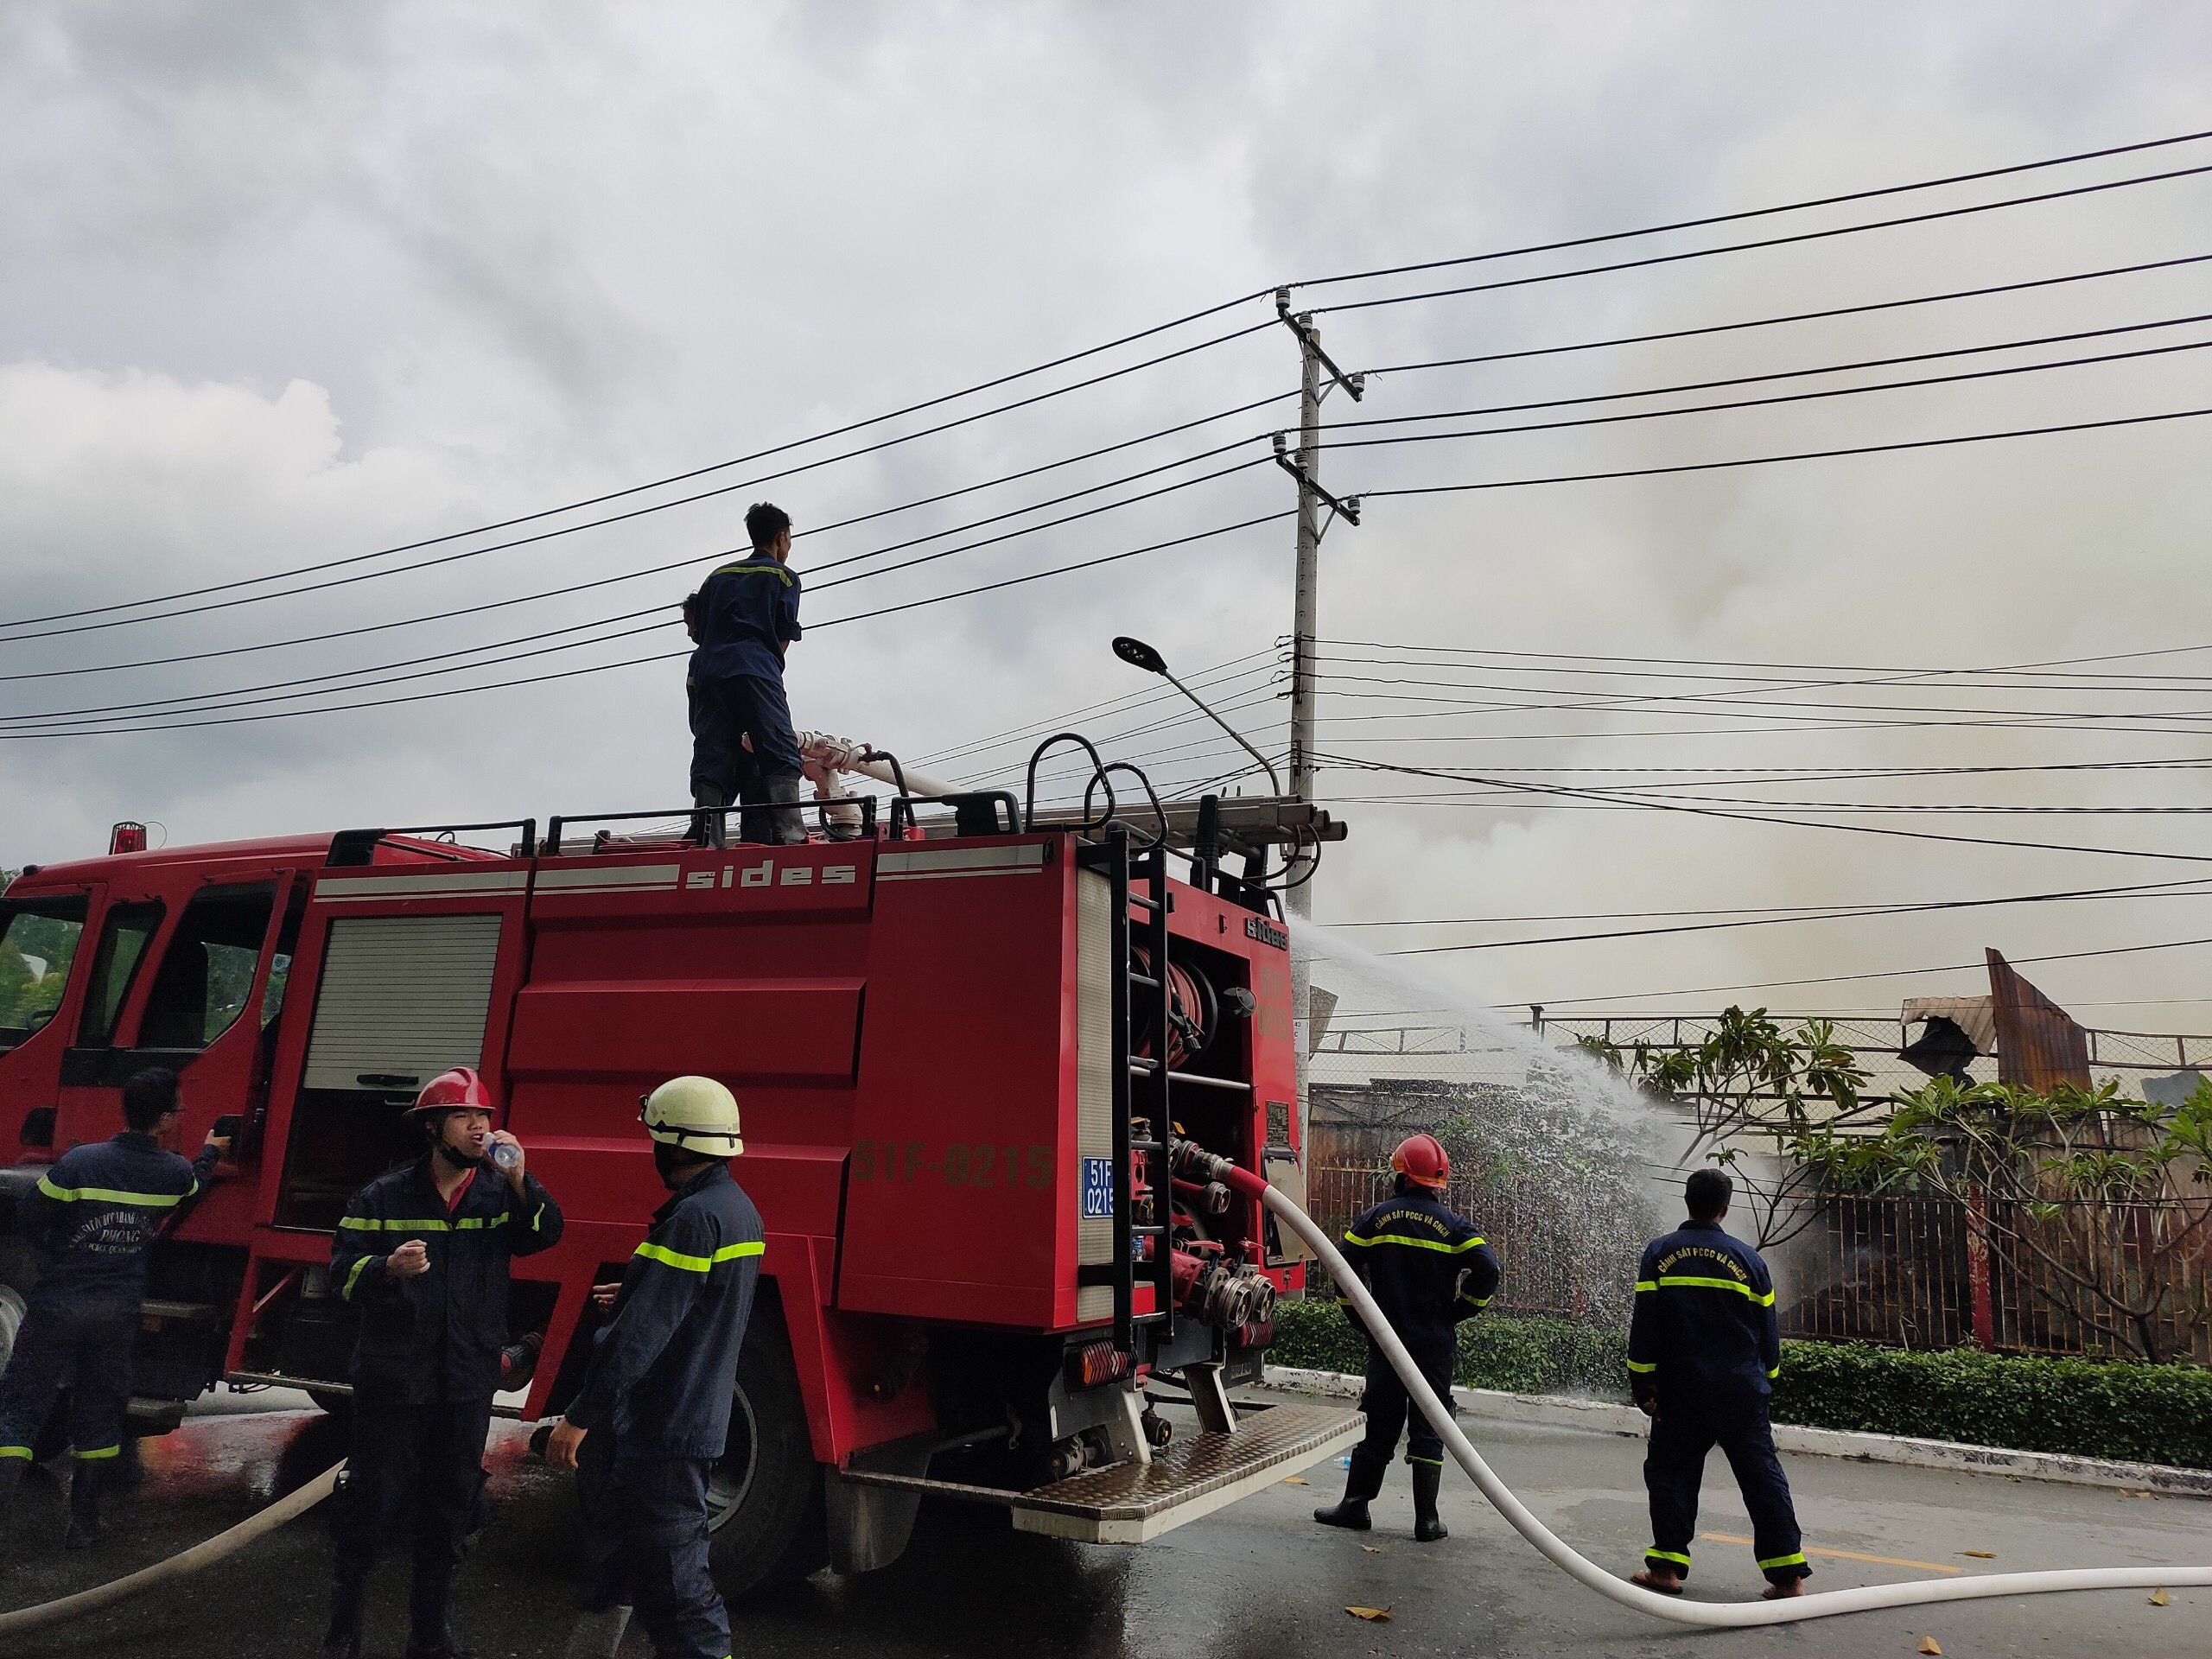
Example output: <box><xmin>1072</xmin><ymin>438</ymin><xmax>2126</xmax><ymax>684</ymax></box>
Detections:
<box><xmin>1700</xmin><ymin>1534</ymin><xmax>1962</xmax><ymax>1574</ymax></box>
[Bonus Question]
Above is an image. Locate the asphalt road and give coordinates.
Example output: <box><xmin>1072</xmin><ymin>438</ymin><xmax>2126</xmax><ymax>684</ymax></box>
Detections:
<box><xmin>1</xmin><ymin>1391</ymin><xmax>2202</xmax><ymax>1658</ymax></box>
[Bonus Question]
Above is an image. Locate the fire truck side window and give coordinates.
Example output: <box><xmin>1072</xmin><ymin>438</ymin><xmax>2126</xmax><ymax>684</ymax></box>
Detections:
<box><xmin>0</xmin><ymin>893</ymin><xmax>90</xmax><ymax>1052</ymax></box>
<box><xmin>76</xmin><ymin>899</ymin><xmax>165</xmax><ymax>1047</ymax></box>
<box><xmin>139</xmin><ymin>882</ymin><xmax>278</xmax><ymax>1050</ymax></box>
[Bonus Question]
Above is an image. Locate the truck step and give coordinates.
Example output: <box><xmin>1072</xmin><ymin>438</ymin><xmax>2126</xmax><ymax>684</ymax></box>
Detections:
<box><xmin>139</xmin><ymin>1298</ymin><xmax>220</xmax><ymax>1324</ymax></box>
<box><xmin>839</xmin><ymin>1402</ymin><xmax>1363</xmax><ymax>1544</ymax></box>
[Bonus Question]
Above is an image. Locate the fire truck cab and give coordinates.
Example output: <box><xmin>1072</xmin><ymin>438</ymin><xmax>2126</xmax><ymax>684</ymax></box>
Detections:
<box><xmin>0</xmin><ymin>779</ymin><xmax>1356</xmax><ymax>1592</ymax></box>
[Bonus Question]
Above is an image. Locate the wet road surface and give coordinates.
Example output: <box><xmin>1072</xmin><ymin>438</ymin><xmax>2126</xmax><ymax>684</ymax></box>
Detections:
<box><xmin>2</xmin><ymin>1391</ymin><xmax>2202</xmax><ymax>1658</ymax></box>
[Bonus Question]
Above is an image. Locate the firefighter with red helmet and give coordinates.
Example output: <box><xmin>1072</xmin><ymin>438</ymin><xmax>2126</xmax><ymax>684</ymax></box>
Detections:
<box><xmin>545</xmin><ymin>1076</ymin><xmax>763</xmax><ymax>1659</ymax></box>
<box><xmin>321</xmin><ymin>1067</ymin><xmax>565</xmax><ymax>1659</ymax></box>
<box><xmin>1313</xmin><ymin>1132</ymin><xmax>1498</xmax><ymax>1543</ymax></box>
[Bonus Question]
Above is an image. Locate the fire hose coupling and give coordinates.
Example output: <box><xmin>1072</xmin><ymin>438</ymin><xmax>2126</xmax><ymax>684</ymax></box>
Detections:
<box><xmin>1168</xmin><ymin>1135</ymin><xmax>1240</xmax><ymax>1188</ymax></box>
<box><xmin>1169</xmin><ymin>1248</ymin><xmax>1278</xmax><ymax>1328</ymax></box>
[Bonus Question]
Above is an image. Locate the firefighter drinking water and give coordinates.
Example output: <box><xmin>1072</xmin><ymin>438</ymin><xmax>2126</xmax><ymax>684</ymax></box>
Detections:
<box><xmin>0</xmin><ymin>1066</ymin><xmax>225</xmax><ymax>1552</ymax></box>
<box><xmin>689</xmin><ymin>501</ymin><xmax>807</xmax><ymax>848</ymax></box>
<box><xmin>321</xmin><ymin>1067</ymin><xmax>565</xmax><ymax>1659</ymax></box>
<box><xmin>1313</xmin><ymin>1132</ymin><xmax>1498</xmax><ymax>1543</ymax></box>
<box><xmin>547</xmin><ymin>1075</ymin><xmax>763</xmax><ymax>1659</ymax></box>
<box><xmin>1625</xmin><ymin>1166</ymin><xmax>1808</xmax><ymax>1600</ymax></box>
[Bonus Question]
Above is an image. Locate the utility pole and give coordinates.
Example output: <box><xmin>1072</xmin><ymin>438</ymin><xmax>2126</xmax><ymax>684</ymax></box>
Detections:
<box><xmin>1271</xmin><ymin>289</ymin><xmax>1363</xmax><ymax>1141</ymax></box>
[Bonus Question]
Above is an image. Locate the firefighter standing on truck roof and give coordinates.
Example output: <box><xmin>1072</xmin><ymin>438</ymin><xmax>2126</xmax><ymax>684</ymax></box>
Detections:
<box><xmin>321</xmin><ymin>1068</ymin><xmax>565</xmax><ymax>1659</ymax></box>
<box><xmin>545</xmin><ymin>1075</ymin><xmax>763</xmax><ymax>1659</ymax></box>
<box><xmin>0</xmin><ymin>1067</ymin><xmax>224</xmax><ymax>1553</ymax></box>
<box><xmin>1313</xmin><ymin>1132</ymin><xmax>1498</xmax><ymax>1543</ymax></box>
<box><xmin>688</xmin><ymin>501</ymin><xmax>807</xmax><ymax>849</ymax></box>
<box><xmin>1625</xmin><ymin>1166</ymin><xmax>1808</xmax><ymax>1602</ymax></box>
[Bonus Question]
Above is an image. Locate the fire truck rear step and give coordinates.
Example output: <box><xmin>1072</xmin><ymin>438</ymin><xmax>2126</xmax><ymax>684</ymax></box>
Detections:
<box><xmin>839</xmin><ymin>1402</ymin><xmax>1363</xmax><ymax>1545</ymax></box>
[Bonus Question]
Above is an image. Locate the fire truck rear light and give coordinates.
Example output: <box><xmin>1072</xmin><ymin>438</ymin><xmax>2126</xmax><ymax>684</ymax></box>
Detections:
<box><xmin>1070</xmin><ymin>1340</ymin><xmax>1130</xmax><ymax>1389</ymax></box>
<box><xmin>109</xmin><ymin>821</ymin><xmax>148</xmax><ymax>855</ymax></box>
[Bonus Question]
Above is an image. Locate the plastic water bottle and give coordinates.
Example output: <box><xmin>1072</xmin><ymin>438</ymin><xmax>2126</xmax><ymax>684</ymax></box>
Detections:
<box><xmin>490</xmin><ymin>1140</ymin><xmax>522</xmax><ymax>1175</ymax></box>
<box><xmin>1336</xmin><ymin>1454</ymin><xmax>1353</xmax><ymax>1469</ymax></box>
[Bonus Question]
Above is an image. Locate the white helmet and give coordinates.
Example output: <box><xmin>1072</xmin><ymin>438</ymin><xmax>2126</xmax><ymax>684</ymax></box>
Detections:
<box><xmin>639</xmin><ymin>1076</ymin><xmax>744</xmax><ymax>1158</ymax></box>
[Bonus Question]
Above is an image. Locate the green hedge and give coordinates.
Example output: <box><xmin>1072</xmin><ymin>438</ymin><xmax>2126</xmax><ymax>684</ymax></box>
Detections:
<box><xmin>1770</xmin><ymin>1341</ymin><xmax>2212</xmax><ymax>1471</ymax></box>
<box><xmin>1266</xmin><ymin>1300</ymin><xmax>2212</xmax><ymax>1470</ymax></box>
<box><xmin>1268</xmin><ymin>1300</ymin><xmax>1630</xmax><ymax>1397</ymax></box>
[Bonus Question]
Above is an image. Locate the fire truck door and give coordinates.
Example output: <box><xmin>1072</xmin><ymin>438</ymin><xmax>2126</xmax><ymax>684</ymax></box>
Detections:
<box><xmin>54</xmin><ymin>880</ymin><xmax>283</xmax><ymax>1157</ymax></box>
<box><xmin>273</xmin><ymin>905</ymin><xmax>513</xmax><ymax>1230</ymax></box>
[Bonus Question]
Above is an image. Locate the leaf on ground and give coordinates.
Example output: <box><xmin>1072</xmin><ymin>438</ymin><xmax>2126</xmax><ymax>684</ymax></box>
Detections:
<box><xmin>1917</xmin><ymin>1639</ymin><xmax>1942</xmax><ymax>1656</ymax></box>
<box><xmin>1962</xmin><ymin>1551</ymin><xmax>1995</xmax><ymax>1559</ymax></box>
<box><xmin>1345</xmin><ymin>1606</ymin><xmax>1393</xmax><ymax>1623</ymax></box>
<box><xmin>1281</xmin><ymin>1476</ymin><xmax>1307</xmax><ymax>1484</ymax></box>
<box><xmin>1361</xmin><ymin>1544</ymin><xmax>1384</xmax><ymax>1553</ymax></box>
<box><xmin>2149</xmin><ymin>1588</ymin><xmax>2171</xmax><ymax>1607</ymax></box>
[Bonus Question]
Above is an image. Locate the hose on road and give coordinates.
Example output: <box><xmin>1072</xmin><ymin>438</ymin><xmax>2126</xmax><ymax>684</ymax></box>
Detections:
<box><xmin>1225</xmin><ymin>1163</ymin><xmax>2212</xmax><ymax>1628</ymax></box>
<box><xmin>0</xmin><ymin>1460</ymin><xmax>343</xmax><ymax>1638</ymax></box>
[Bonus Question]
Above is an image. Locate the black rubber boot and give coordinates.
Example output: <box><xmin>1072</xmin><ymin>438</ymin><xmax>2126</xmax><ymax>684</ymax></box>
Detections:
<box><xmin>1313</xmin><ymin>1451</ymin><xmax>1385</xmax><ymax>1531</ymax></box>
<box><xmin>322</xmin><ymin>1560</ymin><xmax>370</xmax><ymax>1659</ymax></box>
<box><xmin>63</xmin><ymin>1463</ymin><xmax>106</xmax><ymax>1549</ymax></box>
<box><xmin>690</xmin><ymin>785</ymin><xmax>730</xmax><ymax>849</ymax></box>
<box><xmin>0</xmin><ymin>1457</ymin><xmax>25</xmax><ymax>1558</ymax></box>
<box><xmin>1412</xmin><ymin>1459</ymin><xmax>1449</xmax><ymax>1542</ymax></box>
<box><xmin>405</xmin><ymin>1562</ymin><xmax>478</xmax><ymax>1659</ymax></box>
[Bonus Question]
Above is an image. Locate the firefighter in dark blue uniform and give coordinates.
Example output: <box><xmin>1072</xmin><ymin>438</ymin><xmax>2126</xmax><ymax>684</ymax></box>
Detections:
<box><xmin>547</xmin><ymin>1075</ymin><xmax>762</xmax><ymax>1659</ymax></box>
<box><xmin>690</xmin><ymin>500</ymin><xmax>807</xmax><ymax>848</ymax></box>
<box><xmin>0</xmin><ymin>1067</ymin><xmax>223</xmax><ymax>1550</ymax></box>
<box><xmin>1626</xmin><ymin>1166</ymin><xmax>1808</xmax><ymax>1600</ymax></box>
<box><xmin>321</xmin><ymin>1067</ymin><xmax>565</xmax><ymax>1659</ymax></box>
<box><xmin>1313</xmin><ymin>1133</ymin><xmax>1497</xmax><ymax>1543</ymax></box>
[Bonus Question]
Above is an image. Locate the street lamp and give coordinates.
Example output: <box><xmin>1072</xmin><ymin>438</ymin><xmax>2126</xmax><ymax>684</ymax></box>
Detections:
<box><xmin>1112</xmin><ymin>636</ymin><xmax>1282</xmax><ymax>795</ymax></box>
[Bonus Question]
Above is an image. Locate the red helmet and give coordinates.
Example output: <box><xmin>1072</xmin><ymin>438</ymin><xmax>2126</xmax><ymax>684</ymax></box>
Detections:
<box><xmin>1390</xmin><ymin>1133</ymin><xmax>1450</xmax><ymax>1190</ymax></box>
<box><xmin>405</xmin><ymin>1067</ymin><xmax>494</xmax><ymax>1120</ymax></box>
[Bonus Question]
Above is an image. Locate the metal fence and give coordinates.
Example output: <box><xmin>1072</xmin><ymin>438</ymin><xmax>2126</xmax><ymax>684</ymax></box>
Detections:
<box><xmin>1304</xmin><ymin>1155</ymin><xmax>2212</xmax><ymax>1364</ymax></box>
<box><xmin>1304</xmin><ymin>1162</ymin><xmax>1601</xmax><ymax>1319</ymax></box>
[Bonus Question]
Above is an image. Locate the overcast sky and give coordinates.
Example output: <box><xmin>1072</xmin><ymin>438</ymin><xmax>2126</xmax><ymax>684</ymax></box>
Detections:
<box><xmin>5</xmin><ymin>2</ymin><xmax>2212</xmax><ymax>1030</ymax></box>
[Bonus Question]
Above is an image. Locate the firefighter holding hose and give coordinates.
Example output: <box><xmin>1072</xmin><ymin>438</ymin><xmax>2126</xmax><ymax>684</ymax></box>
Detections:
<box><xmin>321</xmin><ymin>1068</ymin><xmax>565</xmax><ymax>1659</ymax></box>
<box><xmin>545</xmin><ymin>1076</ymin><xmax>763</xmax><ymax>1659</ymax></box>
<box><xmin>0</xmin><ymin>1067</ymin><xmax>225</xmax><ymax>1553</ymax></box>
<box><xmin>1313</xmin><ymin>1133</ymin><xmax>1498</xmax><ymax>1543</ymax></box>
<box><xmin>1626</xmin><ymin>1166</ymin><xmax>1808</xmax><ymax>1600</ymax></box>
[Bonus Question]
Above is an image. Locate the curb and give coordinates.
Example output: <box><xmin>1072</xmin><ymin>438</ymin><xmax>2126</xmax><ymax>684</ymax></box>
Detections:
<box><xmin>1257</xmin><ymin>1365</ymin><xmax>2212</xmax><ymax>1501</ymax></box>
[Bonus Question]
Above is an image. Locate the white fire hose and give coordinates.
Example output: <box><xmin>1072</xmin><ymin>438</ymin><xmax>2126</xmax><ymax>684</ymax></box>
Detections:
<box><xmin>0</xmin><ymin>1460</ymin><xmax>344</xmax><ymax>1637</ymax></box>
<box><xmin>1230</xmin><ymin>1166</ymin><xmax>2212</xmax><ymax>1627</ymax></box>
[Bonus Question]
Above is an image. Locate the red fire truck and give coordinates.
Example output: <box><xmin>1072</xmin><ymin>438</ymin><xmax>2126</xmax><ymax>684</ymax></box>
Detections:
<box><xmin>0</xmin><ymin>772</ymin><xmax>1355</xmax><ymax>1592</ymax></box>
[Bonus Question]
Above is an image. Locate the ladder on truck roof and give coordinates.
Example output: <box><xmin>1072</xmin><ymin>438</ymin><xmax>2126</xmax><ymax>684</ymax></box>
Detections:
<box><xmin>1077</xmin><ymin>824</ymin><xmax>1175</xmax><ymax>1355</ymax></box>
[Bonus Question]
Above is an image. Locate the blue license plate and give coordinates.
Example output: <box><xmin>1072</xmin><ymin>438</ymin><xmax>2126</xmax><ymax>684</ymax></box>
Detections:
<box><xmin>1080</xmin><ymin>1156</ymin><xmax>1115</xmax><ymax>1218</ymax></box>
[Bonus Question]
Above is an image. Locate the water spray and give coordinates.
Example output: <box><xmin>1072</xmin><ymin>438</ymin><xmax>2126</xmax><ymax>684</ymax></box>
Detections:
<box><xmin>1211</xmin><ymin>1157</ymin><xmax>2210</xmax><ymax>1627</ymax></box>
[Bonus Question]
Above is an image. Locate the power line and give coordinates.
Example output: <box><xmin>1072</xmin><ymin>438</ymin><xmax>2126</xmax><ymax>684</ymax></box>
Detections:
<box><xmin>1333</xmin><ymin>310</ymin><xmax>2212</xmax><ymax>436</ymax></box>
<box><xmin>1521</xmin><ymin>934</ymin><xmax>2212</xmax><ymax>1009</ymax></box>
<box><xmin>1331</xmin><ymin>879</ymin><xmax>2212</xmax><ymax>928</ymax></box>
<box><xmin>0</xmin><ymin>514</ymin><xmax>1294</xmax><ymax>740</ymax></box>
<box><xmin>1375</xmin><ymin>878</ymin><xmax>2212</xmax><ymax>957</ymax></box>
<box><xmin>1360</xmin><ymin>404</ymin><xmax>2212</xmax><ymax>505</ymax></box>
<box><xmin>1310</xmin><ymin>160</ymin><xmax>2212</xmax><ymax>316</ymax></box>
<box><xmin>1357</xmin><ymin>252</ymin><xmax>2212</xmax><ymax>380</ymax></box>
<box><xmin>1318</xmin><ymin>753</ymin><xmax>2212</xmax><ymax>868</ymax></box>
<box><xmin>1294</xmin><ymin>128</ymin><xmax>2212</xmax><ymax>291</ymax></box>
<box><xmin>0</xmin><ymin>310</ymin><xmax>1279</xmax><ymax>634</ymax></box>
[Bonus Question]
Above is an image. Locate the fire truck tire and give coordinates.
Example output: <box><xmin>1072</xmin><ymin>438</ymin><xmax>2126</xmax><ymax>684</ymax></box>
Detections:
<box><xmin>706</xmin><ymin>1298</ymin><xmax>828</xmax><ymax>1598</ymax></box>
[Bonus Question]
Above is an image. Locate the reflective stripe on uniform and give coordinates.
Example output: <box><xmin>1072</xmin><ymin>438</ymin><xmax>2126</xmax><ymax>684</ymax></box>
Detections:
<box><xmin>336</xmin><ymin>1213</ymin><xmax>511</xmax><ymax>1233</ymax></box>
<box><xmin>36</xmin><ymin>1176</ymin><xmax>188</xmax><ymax>1207</ymax></box>
<box><xmin>1625</xmin><ymin>1358</ymin><xmax>1656</xmax><ymax>1373</ymax></box>
<box><xmin>0</xmin><ymin>1445</ymin><xmax>32</xmax><ymax>1460</ymax></box>
<box><xmin>71</xmin><ymin>1444</ymin><xmax>121</xmax><ymax>1460</ymax></box>
<box><xmin>1640</xmin><ymin>1274</ymin><xmax>1775</xmax><ymax>1306</ymax></box>
<box><xmin>1341</xmin><ymin>1230</ymin><xmax>1488</xmax><ymax>1255</ymax></box>
<box><xmin>633</xmin><ymin>1238</ymin><xmax>765</xmax><ymax>1273</ymax></box>
<box><xmin>531</xmin><ymin>1203</ymin><xmax>548</xmax><ymax>1232</ymax></box>
<box><xmin>1758</xmin><ymin>1551</ymin><xmax>1808</xmax><ymax>1570</ymax></box>
<box><xmin>1767</xmin><ymin>1364</ymin><xmax>1781</xmax><ymax>1378</ymax></box>
<box><xmin>1458</xmin><ymin>1293</ymin><xmax>1492</xmax><ymax>1306</ymax></box>
<box><xmin>1647</xmin><ymin>1548</ymin><xmax>1691</xmax><ymax>1567</ymax></box>
<box><xmin>341</xmin><ymin>1255</ymin><xmax>372</xmax><ymax>1301</ymax></box>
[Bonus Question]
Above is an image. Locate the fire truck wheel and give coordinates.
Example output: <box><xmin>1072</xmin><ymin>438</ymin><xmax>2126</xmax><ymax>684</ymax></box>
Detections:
<box><xmin>706</xmin><ymin>1298</ymin><xmax>827</xmax><ymax>1598</ymax></box>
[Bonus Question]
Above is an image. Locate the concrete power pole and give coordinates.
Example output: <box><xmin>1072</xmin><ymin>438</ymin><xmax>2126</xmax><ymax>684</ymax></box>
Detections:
<box><xmin>1271</xmin><ymin>289</ymin><xmax>1363</xmax><ymax>1141</ymax></box>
